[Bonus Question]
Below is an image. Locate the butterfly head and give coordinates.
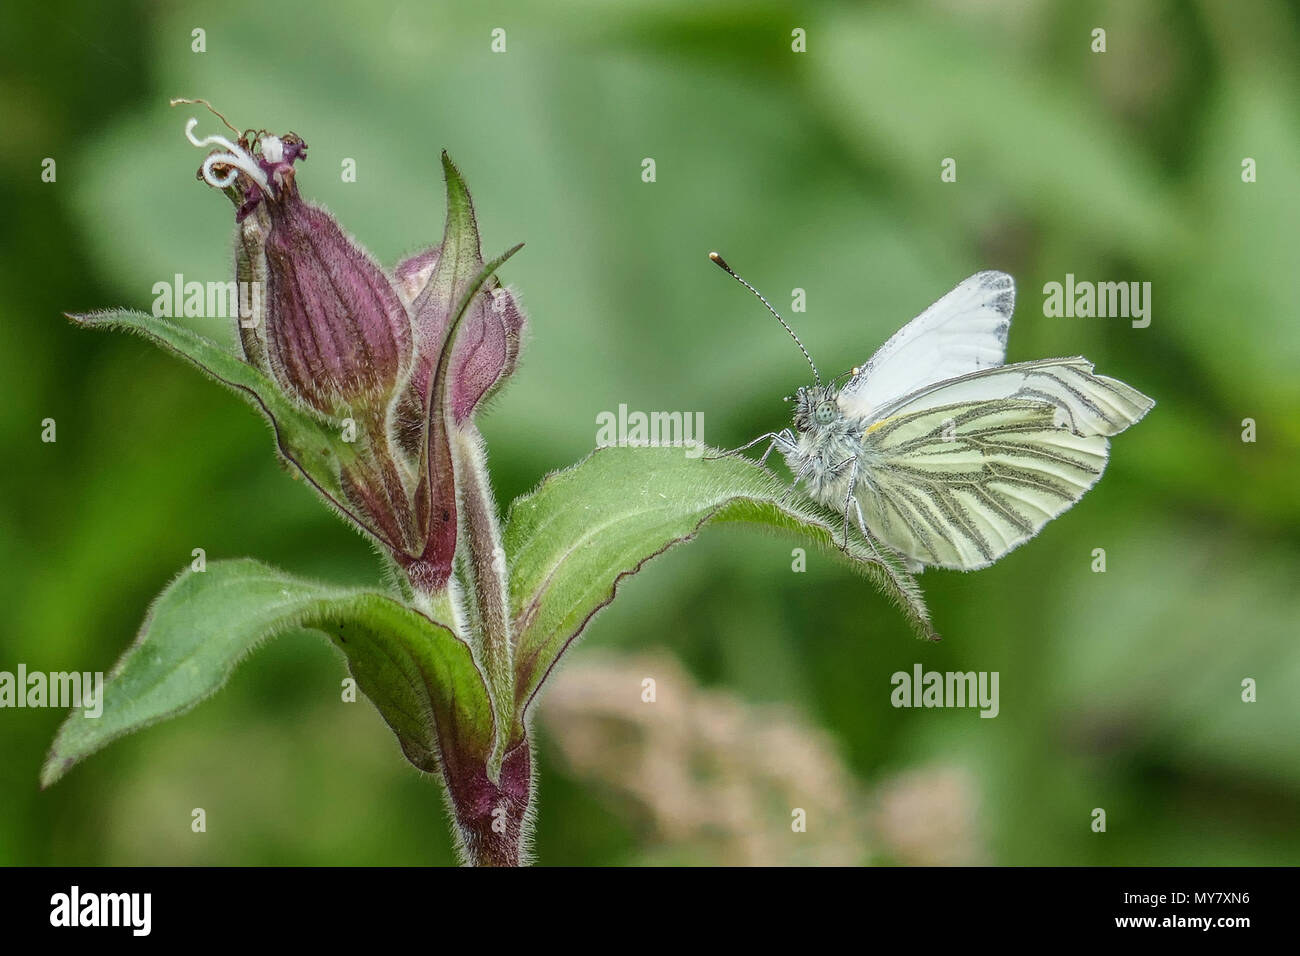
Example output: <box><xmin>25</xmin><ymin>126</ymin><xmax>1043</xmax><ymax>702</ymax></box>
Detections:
<box><xmin>791</xmin><ymin>384</ymin><xmax>840</xmax><ymax>433</ymax></box>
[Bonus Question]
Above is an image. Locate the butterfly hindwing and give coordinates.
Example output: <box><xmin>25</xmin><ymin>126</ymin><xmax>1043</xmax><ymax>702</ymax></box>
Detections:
<box><xmin>866</xmin><ymin>356</ymin><xmax>1156</xmax><ymax>438</ymax></box>
<box><xmin>858</xmin><ymin>399</ymin><xmax>1110</xmax><ymax>570</ymax></box>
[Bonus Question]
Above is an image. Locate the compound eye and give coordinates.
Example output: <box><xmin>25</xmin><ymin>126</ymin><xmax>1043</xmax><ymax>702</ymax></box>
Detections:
<box><xmin>815</xmin><ymin>401</ymin><xmax>837</xmax><ymax>425</ymax></box>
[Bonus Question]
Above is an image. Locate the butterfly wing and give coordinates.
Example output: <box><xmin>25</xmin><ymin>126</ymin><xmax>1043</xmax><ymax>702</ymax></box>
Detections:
<box><xmin>853</xmin><ymin>358</ymin><xmax>1154</xmax><ymax>570</ymax></box>
<box><xmin>866</xmin><ymin>356</ymin><xmax>1155</xmax><ymax>437</ymax></box>
<box><xmin>858</xmin><ymin>399</ymin><xmax>1112</xmax><ymax>571</ymax></box>
<box><xmin>837</xmin><ymin>270</ymin><xmax>1015</xmax><ymax>421</ymax></box>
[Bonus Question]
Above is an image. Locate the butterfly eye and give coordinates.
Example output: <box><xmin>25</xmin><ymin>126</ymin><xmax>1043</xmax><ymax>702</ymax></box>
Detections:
<box><xmin>815</xmin><ymin>401</ymin><xmax>837</xmax><ymax>425</ymax></box>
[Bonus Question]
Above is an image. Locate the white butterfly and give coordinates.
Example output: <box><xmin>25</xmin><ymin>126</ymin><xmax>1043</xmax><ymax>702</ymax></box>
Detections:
<box><xmin>711</xmin><ymin>256</ymin><xmax>1155</xmax><ymax>572</ymax></box>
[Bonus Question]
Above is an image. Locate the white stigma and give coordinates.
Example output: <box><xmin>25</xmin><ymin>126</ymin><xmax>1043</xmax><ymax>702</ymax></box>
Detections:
<box><xmin>260</xmin><ymin>135</ymin><xmax>285</xmax><ymax>164</ymax></box>
<box><xmin>184</xmin><ymin>117</ymin><xmax>272</xmax><ymax>196</ymax></box>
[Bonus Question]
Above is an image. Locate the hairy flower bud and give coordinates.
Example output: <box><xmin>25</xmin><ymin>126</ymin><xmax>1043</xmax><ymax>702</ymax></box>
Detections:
<box><xmin>389</xmin><ymin>155</ymin><xmax>527</xmax><ymax>467</ymax></box>
<box><xmin>185</xmin><ymin>115</ymin><xmax>413</xmax><ymax>415</ymax></box>
<box><xmin>395</xmin><ymin>244</ymin><xmax>525</xmax><ymax>440</ymax></box>
<box><xmin>182</xmin><ymin>110</ymin><xmax>523</xmax><ymax>597</ymax></box>
<box><xmin>262</xmin><ymin>192</ymin><xmax>413</xmax><ymax>414</ymax></box>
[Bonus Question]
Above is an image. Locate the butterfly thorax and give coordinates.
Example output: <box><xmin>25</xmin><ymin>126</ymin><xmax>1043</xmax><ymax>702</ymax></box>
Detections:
<box><xmin>783</xmin><ymin>384</ymin><xmax>865</xmax><ymax>504</ymax></box>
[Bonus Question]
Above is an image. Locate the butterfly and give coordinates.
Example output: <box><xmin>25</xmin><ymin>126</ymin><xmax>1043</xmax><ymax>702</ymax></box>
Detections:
<box><xmin>710</xmin><ymin>254</ymin><xmax>1155</xmax><ymax>572</ymax></box>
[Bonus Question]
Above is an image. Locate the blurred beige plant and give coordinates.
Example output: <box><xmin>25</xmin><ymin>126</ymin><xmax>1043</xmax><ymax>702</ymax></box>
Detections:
<box><xmin>870</xmin><ymin>764</ymin><xmax>988</xmax><ymax>866</ymax></box>
<box><xmin>539</xmin><ymin>651</ymin><xmax>986</xmax><ymax>866</ymax></box>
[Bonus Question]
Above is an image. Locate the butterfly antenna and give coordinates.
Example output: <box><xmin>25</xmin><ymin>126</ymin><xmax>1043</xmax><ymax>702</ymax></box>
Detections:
<box><xmin>709</xmin><ymin>252</ymin><xmax>820</xmax><ymax>386</ymax></box>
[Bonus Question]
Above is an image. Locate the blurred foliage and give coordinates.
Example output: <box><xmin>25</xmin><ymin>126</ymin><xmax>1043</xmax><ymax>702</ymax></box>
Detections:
<box><xmin>1</xmin><ymin>0</ymin><xmax>1297</xmax><ymax>865</ymax></box>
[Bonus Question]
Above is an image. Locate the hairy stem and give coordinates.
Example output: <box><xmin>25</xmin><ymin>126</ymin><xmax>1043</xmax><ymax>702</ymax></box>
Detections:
<box><xmin>451</xmin><ymin>425</ymin><xmax>514</xmax><ymax>778</ymax></box>
<box><xmin>441</xmin><ymin>738</ymin><xmax>534</xmax><ymax>866</ymax></box>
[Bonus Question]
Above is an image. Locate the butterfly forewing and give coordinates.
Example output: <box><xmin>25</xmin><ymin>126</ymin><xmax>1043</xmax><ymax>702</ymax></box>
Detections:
<box><xmin>838</xmin><ymin>270</ymin><xmax>1015</xmax><ymax>420</ymax></box>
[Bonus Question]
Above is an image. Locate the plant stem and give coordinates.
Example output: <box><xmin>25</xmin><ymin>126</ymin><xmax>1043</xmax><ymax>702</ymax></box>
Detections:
<box><xmin>441</xmin><ymin>738</ymin><xmax>533</xmax><ymax>866</ymax></box>
<box><xmin>451</xmin><ymin>426</ymin><xmax>514</xmax><ymax>776</ymax></box>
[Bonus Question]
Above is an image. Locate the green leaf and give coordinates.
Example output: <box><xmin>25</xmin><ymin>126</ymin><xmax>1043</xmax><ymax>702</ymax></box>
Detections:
<box><xmin>67</xmin><ymin>311</ymin><xmax>367</xmax><ymax>537</ymax></box>
<box><xmin>42</xmin><ymin>558</ymin><xmax>493</xmax><ymax>787</ymax></box>
<box><xmin>504</xmin><ymin>446</ymin><xmax>935</xmax><ymax>735</ymax></box>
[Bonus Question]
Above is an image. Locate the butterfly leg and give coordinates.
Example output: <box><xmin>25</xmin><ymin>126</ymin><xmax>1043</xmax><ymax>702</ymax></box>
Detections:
<box><xmin>834</xmin><ymin>459</ymin><xmax>903</xmax><ymax>568</ymax></box>
<box><xmin>851</xmin><ymin>495</ymin><xmax>869</xmax><ymax>540</ymax></box>
<box><xmin>704</xmin><ymin>429</ymin><xmax>795</xmax><ymax>468</ymax></box>
<box><xmin>848</xmin><ymin>493</ymin><xmax>887</xmax><ymax>563</ymax></box>
<box><xmin>836</xmin><ymin>456</ymin><xmax>861</xmax><ymax>550</ymax></box>
<box><xmin>849</xmin><ymin>488</ymin><xmax>922</xmax><ymax>577</ymax></box>
<box><xmin>758</xmin><ymin>429</ymin><xmax>797</xmax><ymax>468</ymax></box>
<box><xmin>778</xmin><ymin>459</ymin><xmax>813</xmax><ymax>506</ymax></box>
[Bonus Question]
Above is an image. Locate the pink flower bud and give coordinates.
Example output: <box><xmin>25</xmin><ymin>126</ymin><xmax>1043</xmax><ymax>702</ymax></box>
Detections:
<box><xmin>262</xmin><ymin>190</ymin><xmax>413</xmax><ymax>413</ymax></box>
<box><xmin>187</xmin><ymin>118</ymin><xmax>413</xmax><ymax>415</ymax></box>
<box><xmin>396</xmin><ymin>243</ymin><xmax>525</xmax><ymax>430</ymax></box>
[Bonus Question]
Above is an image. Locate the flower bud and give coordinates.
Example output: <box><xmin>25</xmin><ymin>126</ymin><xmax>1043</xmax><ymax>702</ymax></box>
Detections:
<box><xmin>186</xmin><ymin>116</ymin><xmax>413</xmax><ymax>415</ymax></box>
<box><xmin>262</xmin><ymin>192</ymin><xmax>413</xmax><ymax>414</ymax></box>
<box><xmin>181</xmin><ymin>113</ymin><xmax>523</xmax><ymax>597</ymax></box>
<box><xmin>392</xmin><ymin>153</ymin><xmax>526</xmax><ymax>466</ymax></box>
<box><xmin>395</xmin><ymin>244</ymin><xmax>525</xmax><ymax>443</ymax></box>
<box><xmin>442</xmin><ymin>278</ymin><xmax>525</xmax><ymax>424</ymax></box>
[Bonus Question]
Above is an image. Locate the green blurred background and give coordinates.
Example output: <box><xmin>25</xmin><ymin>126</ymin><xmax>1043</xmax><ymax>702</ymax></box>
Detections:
<box><xmin>2</xmin><ymin>0</ymin><xmax>1298</xmax><ymax>865</ymax></box>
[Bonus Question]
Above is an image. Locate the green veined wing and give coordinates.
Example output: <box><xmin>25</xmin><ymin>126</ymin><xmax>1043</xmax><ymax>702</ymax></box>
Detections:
<box><xmin>859</xmin><ymin>399</ymin><xmax>1111</xmax><ymax>570</ymax></box>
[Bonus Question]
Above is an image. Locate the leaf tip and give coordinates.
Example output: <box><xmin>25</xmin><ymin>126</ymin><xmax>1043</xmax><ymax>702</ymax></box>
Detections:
<box><xmin>441</xmin><ymin>149</ymin><xmax>464</xmax><ymax>186</ymax></box>
<box><xmin>39</xmin><ymin>750</ymin><xmax>71</xmax><ymax>789</ymax></box>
